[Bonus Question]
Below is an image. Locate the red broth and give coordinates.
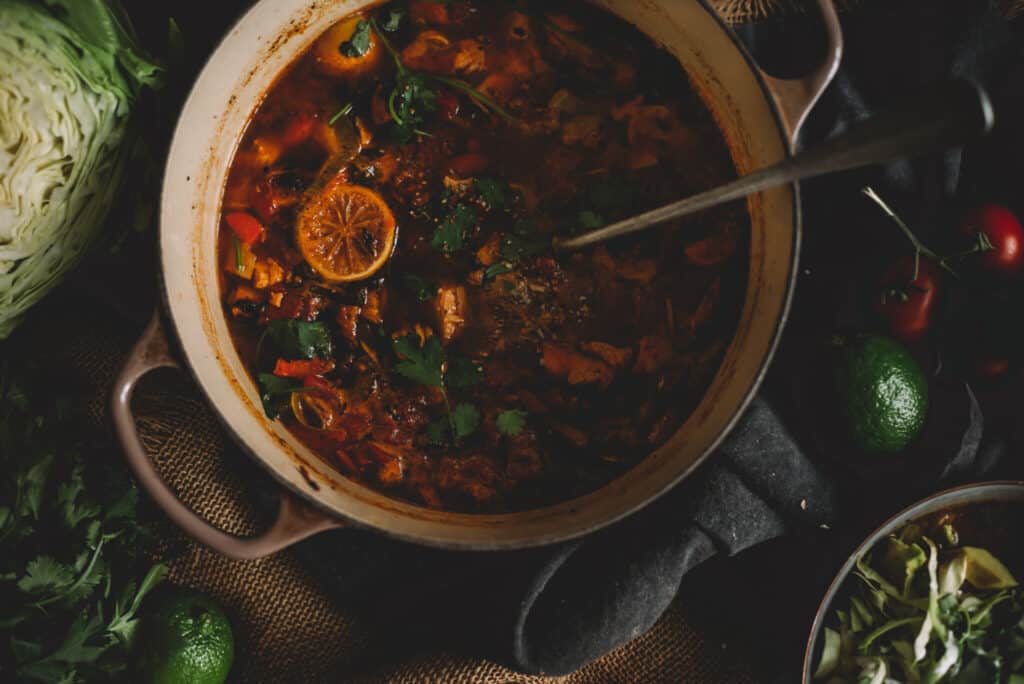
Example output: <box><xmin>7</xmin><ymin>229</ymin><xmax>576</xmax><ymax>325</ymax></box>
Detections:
<box><xmin>219</xmin><ymin>0</ymin><xmax>748</xmax><ymax>512</ymax></box>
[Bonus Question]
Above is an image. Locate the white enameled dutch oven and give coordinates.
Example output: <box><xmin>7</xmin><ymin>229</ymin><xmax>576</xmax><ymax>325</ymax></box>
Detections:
<box><xmin>112</xmin><ymin>0</ymin><xmax>843</xmax><ymax>558</ymax></box>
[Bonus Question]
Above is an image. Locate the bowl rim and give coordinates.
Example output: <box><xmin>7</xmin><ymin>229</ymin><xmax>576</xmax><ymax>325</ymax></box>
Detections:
<box><xmin>801</xmin><ymin>479</ymin><xmax>1024</xmax><ymax>682</ymax></box>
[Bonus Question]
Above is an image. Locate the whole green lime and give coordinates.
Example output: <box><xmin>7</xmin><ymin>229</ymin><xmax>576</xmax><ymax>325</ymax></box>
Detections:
<box><xmin>135</xmin><ymin>589</ymin><xmax>234</xmax><ymax>684</ymax></box>
<box><xmin>833</xmin><ymin>334</ymin><xmax>929</xmax><ymax>454</ymax></box>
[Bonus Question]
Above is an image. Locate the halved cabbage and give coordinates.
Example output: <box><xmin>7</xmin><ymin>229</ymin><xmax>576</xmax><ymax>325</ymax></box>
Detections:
<box><xmin>0</xmin><ymin>0</ymin><xmax>161</xmax><ymax>337</ymax></box>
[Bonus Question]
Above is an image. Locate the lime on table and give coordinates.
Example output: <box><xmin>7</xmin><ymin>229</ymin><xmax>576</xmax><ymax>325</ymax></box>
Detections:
<box><xmin>135</xmin><ymin>589</ymin><xmax>234</xmax><ymax>684</ymax></box>
<box><xmin>833</xmin><ymin>333</ymin><xmax>929</xmax><ymax>454</ymax></box>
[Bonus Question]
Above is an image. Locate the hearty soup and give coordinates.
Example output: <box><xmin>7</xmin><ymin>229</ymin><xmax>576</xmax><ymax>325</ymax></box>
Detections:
<box><xmin>219</xmin><ymin>0</ymin><xmax>748</xmax><ymax>512</ymax></box>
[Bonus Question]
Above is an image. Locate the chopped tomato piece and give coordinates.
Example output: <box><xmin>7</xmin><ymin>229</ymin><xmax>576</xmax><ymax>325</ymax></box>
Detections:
<box><xmin>304</xmin><ymin>375</ymin><xmax>333</xmax><ymax>390</ymax></box>
<box><xmin>449</xmin><ymin>153</ymin><xmax>489</xmax><ymax>177</ymax></box>
<box><xmin>225</xmin><ymin>212</ymin><xmax>265</xmax><ymax>246</ymax></box>
<box><xmin>273</xmin><ymin>358</ymin><xmax>336</xmax><ymax>378</ymax></box>
<box><xmin>410</xmin><ymin>0</ymin><xmax>450</xmax><ymax>25</ymax></box>
<box><xmin>282</xmin><ymin>114</ymin><xmax>316</xmax><ymax>146</ymax></box>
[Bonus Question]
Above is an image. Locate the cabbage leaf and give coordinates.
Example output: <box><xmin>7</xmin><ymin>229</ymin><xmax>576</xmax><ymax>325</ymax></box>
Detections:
<box><xmin>0</xmin><ymin>0</ymin><xmax>162</xmax><ymax>337</ymax></box>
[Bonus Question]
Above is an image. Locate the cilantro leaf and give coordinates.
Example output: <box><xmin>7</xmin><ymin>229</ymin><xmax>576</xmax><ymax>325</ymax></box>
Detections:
<box><xmin>257</xmin><ymin>373</ymin><xmax>303</xmax><ymax>419</ymax></box>
<box><xmin>578</xmin><ymin>210</ymin><xmax>605</xmax><ymax>230</ymax></box>
<box><xmin>390</xmin><ymin>72</ymin><xmax>437</xmax><ymax>144</ymax></box>
<box><xmin>475</xmin><ymin>177</ymin><xmax>511</xmax><ymax>212</ymax></box>
<box><xmin>447</xmin><ymin>355</ymin><xmax>484</xmax><ymax>389</ymax></box>
<box><xmin>403</xmin><ymin>273</ymin><xmax>437</xmax><ymax>302</ymax></box>
<box><xmin>339</xmin><ymin>20</ymin><xmax>372</xmax><ymax>58</ymax></box>
<box><xmin>380</xmin><ymin>7</ymin><xmax>405</xmax><ymax>32</ymax></box>
<box><xmin>426</xmin><ymin>420</ymin><xmax>449</xmax><ymax>446</ymax></box>
<box><xmin>484</xmin><ymin>263</ymin><xmax>514</xmax><ymax>282</ymax></box>
<box><xmin>393</xmin><ymin>335</ymin><xmax>445</xmax><ymax>388</ymax></box>
<box><xmin>431</xmin><ymin>203</ymin><xmax>477</xmax><ymax>254</ymax></box>
<box><xmin>501</xmin><ymin>220</ymin><xmax>547</xmax><ymax>263</ymax></box>
<box><xmin>451</xmin><ymin>403</ymin><xmax>481</xmax><ymax>441</ymax></box>
<box><xmin>17</xmin><ymin>556</ymin><xmax>74</xmax><ymax>595</ymax></box>
<box><xmin>17</xmin><ymin>613</ymin><xmax>108</xmax><ymax>681</ymax></box>
<box><xmin>265</xmin><ymin>319</ymin><xmax>333</xmax><ymax>360</ymax></box>
<box><xmin>106</xmin><ymin>563</ymin><xmax>167</xmax><ymax>648</ymax></box>
<box><xmin>496</xmin><ymin>409</ymin><xmax>528</xmax><ymax>437</ymax></box>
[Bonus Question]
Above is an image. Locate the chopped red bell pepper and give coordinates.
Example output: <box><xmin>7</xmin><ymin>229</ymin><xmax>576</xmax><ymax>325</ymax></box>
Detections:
<box><xmin>273</xmin><ymin>358</ymin><xmax>336</xmax><ymax>378</ymax></box>
<box><xmin>282</xmin><ymin>114</ymin><xmax>316</xmax><ymax>147</ymax></box>
<box><xmin>303</xmin><ymin>375</ymin><xmax>333</xmax><ymax>390</ymax></box>
<box><xmin>225</xmin><ymin>212</ymin><xmax>265</xmax><ymax>246</ymax></box>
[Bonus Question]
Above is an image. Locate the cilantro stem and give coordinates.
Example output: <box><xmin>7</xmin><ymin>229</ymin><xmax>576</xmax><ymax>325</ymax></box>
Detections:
<box><xmin>36</xmin><ymin>534</ymin><xmax>115</xmax><ymax>608</ymax></box>
<box><xmin>440</xmin><ymin>387</ymin><xmax>459</xmax><ymax>446</ymax></box>
<box><xmin>430</xmin><ymin>74</ymin><xmax>519</xmax><ymax>125</ymax></box>
<box><xmin>328</xmin><ymin>103</ymin><xmax>353</xmax><ymax>125</ymax></box>
<box><xmin>370</xmin><ymin>18</ymin><xmax>404</xmax><ymax>71</ymax></box>
<box><xmin>233</xmin><ymin>235</ymin><xmax>244</xmax><ymax>273</ymax></box>
<box><xmin>369</xmin><ymin>18</ymin><xmax>520</xmax><ymax>128</ymax></box>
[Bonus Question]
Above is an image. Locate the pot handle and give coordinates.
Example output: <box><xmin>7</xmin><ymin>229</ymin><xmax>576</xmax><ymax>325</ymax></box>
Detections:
<box><xmin>111</xmin><ymin>312</ymin><xmax>344</xmax><ymax>560</ymax></box>
<box><xmin>756</xmin><ymin>0</ymin><xmax>843</xmax><ymax>146</ymax></box>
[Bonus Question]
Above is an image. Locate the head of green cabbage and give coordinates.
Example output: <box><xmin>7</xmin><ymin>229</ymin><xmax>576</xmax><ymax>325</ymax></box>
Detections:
<box><xmin>0</xmin><ymin>0</ymin><xmax>162</xmax><ymax>338</ymax></box>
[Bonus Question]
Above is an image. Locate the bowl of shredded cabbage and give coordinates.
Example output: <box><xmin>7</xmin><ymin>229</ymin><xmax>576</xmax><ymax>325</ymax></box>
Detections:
<box><xmin>805</xmin><ymin>481</ymin><xmax>1024</xmax><ymax>684</ymax></box>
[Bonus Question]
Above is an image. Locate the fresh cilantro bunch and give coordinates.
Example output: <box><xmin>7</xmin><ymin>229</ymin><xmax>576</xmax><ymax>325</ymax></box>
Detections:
<box><xmin>0</xmin><ymin>361</ymin><xmax>166</xmax><ymax>683</ymax></box>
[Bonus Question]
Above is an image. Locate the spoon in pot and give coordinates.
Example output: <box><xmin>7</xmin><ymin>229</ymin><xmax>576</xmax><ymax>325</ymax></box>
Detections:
<box><xmin>555</xmin><ymin>78</ymin><xmax>994</xmax><ymax>251</ymax></box>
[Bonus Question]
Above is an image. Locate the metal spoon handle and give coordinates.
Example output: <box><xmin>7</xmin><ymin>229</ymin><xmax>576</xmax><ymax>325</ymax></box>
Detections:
<box><xmin>556</xmin><ymin>78</ymin><xmax>994</xmax><ymax>251</ymax></box>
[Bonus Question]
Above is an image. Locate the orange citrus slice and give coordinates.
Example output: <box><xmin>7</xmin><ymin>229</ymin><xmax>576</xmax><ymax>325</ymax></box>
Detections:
<box><xmin>296</xmin><ymin>178</ymin><xmax>397</xmax><ymax>282</ymax></box>
<box><xmin>313</xmin><ymin>16</ymin><xmax>381</xmax><ymax>79</ymax></box>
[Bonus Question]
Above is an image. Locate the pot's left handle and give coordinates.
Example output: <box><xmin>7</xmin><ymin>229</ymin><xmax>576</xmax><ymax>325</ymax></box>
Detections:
<box><xmin>111</xmin><ymin>312</ymin><xmax>344</xmax><ymax>561</ymax></box>
<box><xmin>756</xmin><ymin>0</ymin><xmax>843</xmax><ymax>146</ymax></box>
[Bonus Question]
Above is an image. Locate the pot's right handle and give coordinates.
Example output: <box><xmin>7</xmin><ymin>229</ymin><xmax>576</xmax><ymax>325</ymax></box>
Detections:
<box><xmin>111</xmin><ymin>312</ymin><xmax>344</xmax><ymax>561</ymax></box>
<box><xmin>756</xmin><ymin>0</ymin><xmax>843</xmax><ymax>147</ymax></box>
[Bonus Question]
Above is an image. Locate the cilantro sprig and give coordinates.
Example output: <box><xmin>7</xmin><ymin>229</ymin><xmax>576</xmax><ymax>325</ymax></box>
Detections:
<box><xmin>369</xmin><ymin>16</ymin><xmax>519</xmax><ymax>144</ymax></box>
<box><xmin>0</xmin><ymin>360</ymin><xmax>166</xmax><ymax>681</ymax></box>
<box><xmin>391</xmin><ymin>335</ymin><xmax>483</xmax><ymax>444</ymax></box>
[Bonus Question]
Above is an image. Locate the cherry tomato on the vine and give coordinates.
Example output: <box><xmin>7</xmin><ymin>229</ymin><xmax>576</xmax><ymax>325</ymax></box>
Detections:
<box><xmin>875</xmin><ymin>255</ymin><xmax>942</xmax><ymax>344</ymax></box>
<box><xmin>959</xmin><ymin>204</ymin><xmax>1024</xmax><ymax>277</ymax></box>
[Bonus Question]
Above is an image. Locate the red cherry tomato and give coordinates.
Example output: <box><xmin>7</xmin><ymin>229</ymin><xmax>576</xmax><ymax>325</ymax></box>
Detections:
<box><xmin>875</xmin><ymin>255</ymin><xmax>942</xmax><ymax>344</ymax></box>
<box><xmin>972</xmin><ymin>355</ymin><xmax>1011</xmax><ymax>381</ymax></box>
<box><xmin>959</xmin><ymin>204</ymin><xmax>1024</xmax><ymax>277</ymax></box>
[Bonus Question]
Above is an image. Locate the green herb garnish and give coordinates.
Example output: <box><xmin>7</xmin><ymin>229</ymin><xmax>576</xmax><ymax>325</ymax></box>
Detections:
<box><xmin>402</xmin><ymin>273</ymin><xmax>437</xmax><ymax>301</ymax></box>
<box><xmin>232</xmin><ymin>234</ymin><xmax>244</xmax><ymax>273</ymax></box>
<box><xmin>451</xmin><ymin>403</ymin><xmax>481</xmax><ymax>441</ymax></box>
<box><xmin>339</xmin><ymin>20</ymin><xmax>372</xmax><ymax>58</ymax></box>
<box><xmin>391</xmin><ymin>335</ymin><xmax>482</xmax><ymax>444</ymax></box>
<box><xmin>483</xmin><ymin>263</ymin><xmax>514</xmax><ymax>282</ymax></box>
<box><xmin>475</xmin><ymin>177</ymin><xmax>512</xmax><ymax>212</ymax></box>
<box><xmin>370</xmin><ymin>18</ymin><xmax>519</xmax><ymax>144</ymax></box>
<box><xmin>257</xmin><ymin>373</ymin><xmax>304</xmax><ymax>419</ymax></box>
<box><xmin>392</xmin><ymin>335</ymin><xmax>444</xmax><ymax>388</ymax></box>
<box><xmin>578</xmin><ymin>210</ymin><xmax>605</xmax><ymax>230</ymax></box>
<box><xmin>431</xmin><ymin>203</ymin><xmax>477</xmax><ymax>255</ymax></box>
<box><xmin>0</xmin><ymin>361</ymin><xmax>166</xmax><ymax>681</ymax></box>
<box><xmin>265</xmin><ymin>319</ymin><xmax>333</xmax><ymax>360</ymax></box>
<box><xmin>328</xmin><ymin>102</ymin><xmax>354</xmax><ymax>126</ymax></box>
<box><xmin>379</xmin><ymin>7</ymin><xmax>405</xmax><ymax>32</ymax></box>
<box><xmin>496</xmin><ymin>409</ymin><xmax>528</xmax><ymax>436</ymax></box>
<box><xmin>447</xmin><ymin>354</ymin><xmax>484</xmax><ymax>389</ymax></box>
<box><xmin>501</xmin><ymin>219</ymin><xmax>546</xmax><ymax>263</ymax></box>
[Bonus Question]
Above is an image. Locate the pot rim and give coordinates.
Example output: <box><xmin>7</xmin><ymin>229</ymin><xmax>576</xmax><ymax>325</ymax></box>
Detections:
<box><xmin>157</xmin><ymin>0</ymin><xmax>804</xmax><ymax>550</ymax></box>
